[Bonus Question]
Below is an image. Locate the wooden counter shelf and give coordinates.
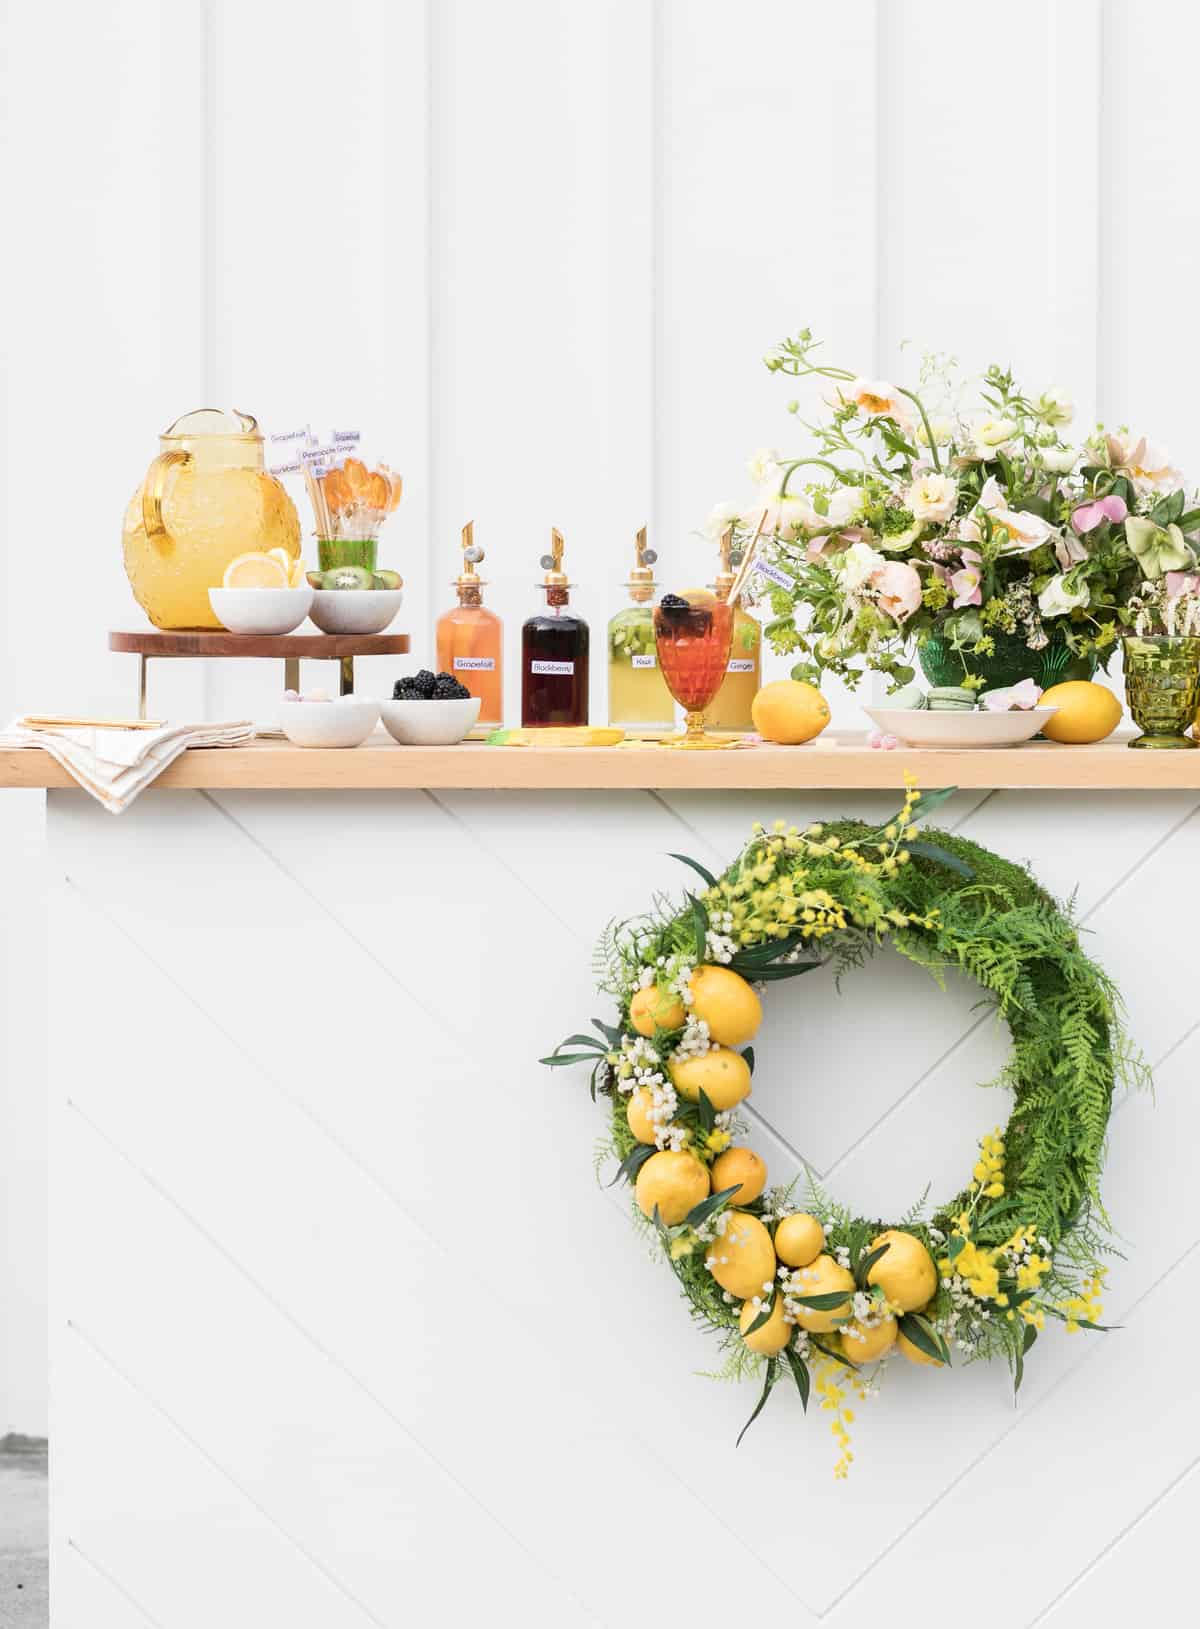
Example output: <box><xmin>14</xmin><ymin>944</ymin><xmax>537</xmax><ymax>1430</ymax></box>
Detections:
<box><xmin>3</xmin><ymin>732</ymin><xmax>1199</xmax><ymax>792</ymax></box>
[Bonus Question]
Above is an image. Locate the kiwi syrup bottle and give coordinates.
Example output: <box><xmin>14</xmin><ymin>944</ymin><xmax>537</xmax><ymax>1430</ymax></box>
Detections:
<box><xmin>435</xmin><ymin>521</ymin><xmax>503</xmax><ymax>729</ymax></box>
<box><xmin>521</xmin><ymin>528</ymin><xmax>589</xmax><ymax>726</ymax></box>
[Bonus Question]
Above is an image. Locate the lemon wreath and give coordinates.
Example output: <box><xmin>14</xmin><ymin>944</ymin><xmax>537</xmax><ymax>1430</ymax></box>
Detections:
<box><xmin>543</xmin><ymin>782</ymin><xmax>1145</xmax><ymax>1474</ymax></box>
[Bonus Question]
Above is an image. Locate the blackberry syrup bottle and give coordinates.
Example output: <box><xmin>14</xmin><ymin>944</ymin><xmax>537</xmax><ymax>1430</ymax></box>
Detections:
<box><xmin>521</xmin><ymin>528</ymin><xmax>589</xmax><ymax>726</ymax></box>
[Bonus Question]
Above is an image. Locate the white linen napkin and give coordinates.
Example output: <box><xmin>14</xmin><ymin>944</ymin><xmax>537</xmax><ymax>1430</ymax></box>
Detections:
<box><xmin>0</xmin><ymin>719</ymin><xmax>255</xmax><ymax>813</ymax></box>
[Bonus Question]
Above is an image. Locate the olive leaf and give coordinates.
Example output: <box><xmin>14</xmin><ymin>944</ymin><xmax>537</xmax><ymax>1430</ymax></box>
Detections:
<box><xmin>897</xmin><ymin>1312</ymin><xmax>951</xmax><ymax>1365</ymax></box>
<box><xmin>539</xmin><ymin>1051</ymin><xmax>605</xmax><ymax>1067</ymax></box>
<box><xmin>783</xmin><ymin>1347</ymin><xmax>811</xmax><ymax>1412</ymax></box>
<box><xmin>697</xmin><ymin>1088</ymin><xmax>716</xmax><ymax>1134</ymax></box>
<box><xmin>742</xmin><ymin>1046</ymin><xmax>755</xmax><ymax>1076</ymax></box>
<box><xmin>591</xmin><ymin>1017</ymin><xmax>623</xmax><ymax>1046</ymax></box>
<box><xmin>736</xmin><ymin>1359</ymin><xmax>780</xmax><ymax>1447</ymax></box>
<box><xmin>689</xmin><ymin>894</ymin><xmax>709</xmax><ymax>961</ymax></box>
<box><xmin>743</xmin><ymin>1286</ymin><xmax>776</xmax><ymax>1338</ymax></box>
<box><xmin>606</xmin><ymin>1143</ymin><xmax>655</xmax><ymax>1188</ymax></box>
<box><xmin>682</xmin><ymin>1185</ymin><xmax>742</xmax><ymax>1231</ymax></box>
<box><xmin>668</xmin><ymin>852</ymin><xmax>718</xmax><ymax>890</ymax></box>
<box><xmin>788</xmin><ymin>1290</ymin><xmax>855</xmax><ymax>1311</ymax></box>
<box><xmin>854</xmin><ymin>1240</ymin><xmax>890</xmax><ymax>1290</ymax></box>
<box><xmin>905</xmin><ymin>841</ymin><xmax>974</xmax><ymax>879</ymax></box>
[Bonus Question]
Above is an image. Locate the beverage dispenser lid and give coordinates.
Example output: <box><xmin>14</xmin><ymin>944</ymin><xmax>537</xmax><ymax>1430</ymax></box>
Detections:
<box><xmin>161</xmin><ymin>408</ymin><xmax>261</xmax><ymax>441</ymax></box>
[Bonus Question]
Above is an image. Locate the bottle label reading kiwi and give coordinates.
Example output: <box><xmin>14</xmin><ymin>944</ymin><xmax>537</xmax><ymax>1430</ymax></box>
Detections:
<box><xmin>727</xmin><ymin>659</ymin><xmax>755</xmax><ymax>673</ymax></box>
<box><xmin>531</xmin><ymin>660</ymin><xmax>574</xmax><ymax>675</ymax></box>
<box><xmin>453</xmin><ymin>657</ymin><xmax>496</xmax><ymax>671</ymax></box>
<box><xmin>631</xmin><ymin>654</ymin><xmax>657</xmax><ymax>669</ymax></box>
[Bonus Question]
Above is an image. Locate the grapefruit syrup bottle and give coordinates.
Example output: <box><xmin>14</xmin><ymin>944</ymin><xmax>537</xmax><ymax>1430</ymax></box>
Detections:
<box><xmin>521</xmin><ymin>528</ymin><xmax>589</xmax><ymax>726</ymax></box>
<box><xmin>607</xmin><ymin>526</ymin><xmax>674</xmax><ymax>733</ymax></box>
<box><xmin>706</xmin><ymin>524</ymin><xmax>762</xmax><ymax>732</ymax></box>
<box><xmin>435</xmin><ymin>520</ymin><xmax>503</xmax><ymax>729</ymax></box>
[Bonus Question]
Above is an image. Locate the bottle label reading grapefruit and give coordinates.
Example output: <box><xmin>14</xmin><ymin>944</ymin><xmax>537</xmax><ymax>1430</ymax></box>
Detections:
<box><xmin>454</xmin><ymin>656</ymin><xmax>496</xmax><ymax>670</ymax></box>
<box><xmin>531</xmin><ymin>659</ymin><xmax>574</xmax><ymax>675</ymax></box>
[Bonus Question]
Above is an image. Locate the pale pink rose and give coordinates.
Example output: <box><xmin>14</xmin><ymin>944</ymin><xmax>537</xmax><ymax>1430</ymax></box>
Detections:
<box><xmin>982</xmin><ymin>678</ymin><xmax>1043</xmax><ymax>712</ymax></box>
<box><xmin>871</xmin><ymin>560</ymin><xmax>923</xmax><ymax>623</ymax></box>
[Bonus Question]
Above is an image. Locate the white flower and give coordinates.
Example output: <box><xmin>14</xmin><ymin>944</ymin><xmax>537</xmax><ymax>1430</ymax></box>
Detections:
<box><xmin>754</xmin><ymin>491</ymin><xmax>825</xmax><ymax>540</ymax></box>
<box><xmin>967</xmin><ymin>415</ymin><xmax>1019</xmax><ymax>461</ymax></box>
<box><xmin>1106</xmin><ymin>432</ymin><xmax>1184</xmax><ymax>497</ymax></box>
<box><xmin>703</xmin><ymin>499</ymin><xmax>742</xmax><ymax>543</ymax></box>
<box><xmin>906</xmin><ymin>472</ymin><xmax>958</xmax><ymax>524</ymax></box>
<box><xmin>746</xmin><ymin>447</ymin><xmax>784</xmax><ymax>488</ymax></box>
<box><xmin>845</xmin><ymin>378</ymin><xmax>913</xmax><ymax>424</ymax></box>
<box><xmin>1035</xmin><ymin>386</ymin><xmax>1074</xmax><ymax>426</ymax></box>
<box><xmin>835</xmin><ymin>540</ymin><xmax>886</xmax><ymax>590</ymax></box>
<box><xmin>916</xmin><ymin>414</ymin><xmax>955</xmax><ymax>447</ymax></box>
<box><xmin>826</xmin><ymin>486</ymin><xmax>866</xmax><ymax>527</ymax></box>
<box><xmin>1038</xmin><ymin>573</ymin><xmax>1090</xmax><ymax>617</ymax></box>
<box><xmin>976</xmin><ymin>474</ymin><xmax>1055</xmax><ymax>553</ymax></box>
<box><xmin>1039</xmin><ymin>443</ymin><xmax>1078</xmax><ymax>474</ymax></box>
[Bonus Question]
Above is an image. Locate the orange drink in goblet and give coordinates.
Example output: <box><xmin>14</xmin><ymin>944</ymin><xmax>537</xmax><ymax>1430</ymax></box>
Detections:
<box><xmin>654</xmin><ymin>591</ymin><xmax>735</xmax><ymax>748</ymax></box>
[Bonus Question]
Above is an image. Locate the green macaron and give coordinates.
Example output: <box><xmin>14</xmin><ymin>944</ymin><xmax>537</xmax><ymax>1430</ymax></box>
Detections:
<box><xmin>927</xmin><ymin>686</ymin><xmax>978</xmax><ymax>713</ymax></box>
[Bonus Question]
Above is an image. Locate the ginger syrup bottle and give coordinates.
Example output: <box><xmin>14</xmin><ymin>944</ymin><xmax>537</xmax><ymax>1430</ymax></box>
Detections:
<box><xmin>607</xmin><ymin>526</ymin><xmax>674</xmax><ymax>733</ymax></box>
<box><xmin>521</xmin><ymin>528</ymin><xmax>589</xmax><ymax>726</ymax></box>
<box><xmin>435</xmin><ymin>520</ymin><xmax>503</xmax><ymax>729</ymax></box>
<box><xmin>706</xmin><ymin>524</ymin><xmax>762</xmax><ymax>732</ymax></box>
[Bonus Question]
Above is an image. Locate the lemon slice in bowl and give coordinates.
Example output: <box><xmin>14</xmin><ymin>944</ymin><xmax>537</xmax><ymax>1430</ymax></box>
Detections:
<box><xmin>287</xmin><ymin>557</ymin><xmax>308</xmax><ymax>588</ymax></box>
<box><xmin>223</xmin><ymin>551</ymin><xmax>290</xmax><ymax>589</ymax></box>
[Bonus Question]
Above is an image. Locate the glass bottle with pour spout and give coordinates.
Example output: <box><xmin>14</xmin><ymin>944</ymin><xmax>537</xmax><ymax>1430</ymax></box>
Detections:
<box><xmin>607</xmin><ymin>527</ymin><xmax>675</xmax><ymax>733</ymax></box>
<box><xmin>435</xmin><ymin>521</ymin><xmax>503</xmax><ymax>729</ymax></box>
<box><xmin>521</xmin><ymin>529</ymin><xmax>589</xmax><ymax>726</ymax></box>
<box><xmin>122</xmin><ymin>408</ymin><xmax>300</xmax><ymax>629</ymax></box>
<box><xmin>705</xmin><ymin>524</ymin><xmax>762</xmax><ymax>731</ymax></box>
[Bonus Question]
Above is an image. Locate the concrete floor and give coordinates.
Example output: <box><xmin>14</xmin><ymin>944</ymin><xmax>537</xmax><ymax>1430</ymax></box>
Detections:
<box><xmin>0</xmin><ymin>1436</ymin><xmax>47</xmax><ymax>1627</ymax></box>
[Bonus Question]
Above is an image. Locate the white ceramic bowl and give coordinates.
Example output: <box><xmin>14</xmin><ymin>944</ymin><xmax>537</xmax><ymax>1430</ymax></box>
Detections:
<box><xmin>864</xmin><ymin>706</ymin><xmax>1059</xmax><ymax>749</ymax></box>
<box><xmin>208</xmin><ymin>586</ymin><xmax>313</xmax><ymax>636</ymax></box>
<box><xmin>308</xmin><ymin>588</ymin><xmax>404</xmax><ymax>635</ymax></box>
<box><xmin>379</xmin><ymin>696</ymin><xmax>481</xmax><ymax>746</ymax></box>
<box><xmin>279</xmin><ymin>696</ymin><xmax>380</xmax><ymax>749</ymax></box>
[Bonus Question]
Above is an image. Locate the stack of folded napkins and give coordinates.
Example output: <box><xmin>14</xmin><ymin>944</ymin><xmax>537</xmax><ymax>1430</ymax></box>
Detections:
<box><xmin>0</xmin><ymin>717</ymin><xmax>254</xmax><ymax>813</ymax></box>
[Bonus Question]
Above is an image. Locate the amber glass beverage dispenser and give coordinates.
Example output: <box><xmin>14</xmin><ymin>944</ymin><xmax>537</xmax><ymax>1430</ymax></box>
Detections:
<box><xmin>521</xmin><ymin>529</ymin><xmax>589</xmax><ymax>726</ymax></box>
<box><xmin>435</xmin><ymin>521</ymin><xmax>503</xmax><ymax>728</ymax></box>
<box><xmin>706</xmin><ymin>525</ymin><xmax>762</xmax><ymax>731</ymax></box>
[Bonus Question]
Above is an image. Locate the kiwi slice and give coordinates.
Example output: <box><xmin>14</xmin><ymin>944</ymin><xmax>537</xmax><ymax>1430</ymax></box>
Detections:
<box><xmin>321</xmin><ymin>566</ymin><xmax>375</xmax><ymax>591</ymax></box>
<box><xmin>305</xmin><ymin>570</ymin><xmax>324</xmax><ymax>590</ymax></box>
<box><xmin>372</xmin><ymin>569</ymin><xmax>402</xmax><ymax>591</ymax></box>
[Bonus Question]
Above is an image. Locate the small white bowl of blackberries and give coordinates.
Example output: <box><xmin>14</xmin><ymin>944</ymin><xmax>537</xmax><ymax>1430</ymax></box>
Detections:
<box><xmin>379</xmin><ymin>669</ymin><xmax>482</xmax><ymax>745</ymax></box>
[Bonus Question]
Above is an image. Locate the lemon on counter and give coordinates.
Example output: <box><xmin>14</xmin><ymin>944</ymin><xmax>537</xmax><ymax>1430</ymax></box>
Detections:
<box><xmin>751</xmin><ymin>679</ymin><xmax>831</xmax><ymax>745</ymax></box>
<box><xmin>1039</xmin><ymin>681</ymin><xmax>1122</xmax><ymax>744</ymax></box>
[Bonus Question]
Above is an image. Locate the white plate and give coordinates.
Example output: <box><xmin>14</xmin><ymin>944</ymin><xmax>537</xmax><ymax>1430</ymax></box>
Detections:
<box><xmin>308</xmin><ymin>588</ymin><xmax>403</xmax><ymax>635</ymax></box>
<box><xmin>379</xmin><ymin>697</ymin><xmax>481</xmax><ymax>745</ymax></box>
<box><xmin>864</xmin><ymin>706</ymin><xmax>1059</xmax><ymax>749</ymax></box>
<box><xmin>209</xmin><ymin>585</ymin><xmax>312</xmax><ymax>635</ymax></box>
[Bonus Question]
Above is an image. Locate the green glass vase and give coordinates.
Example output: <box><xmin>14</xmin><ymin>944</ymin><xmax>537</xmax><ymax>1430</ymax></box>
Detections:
<box><xmin>919</xmin><ymin>628</ymin><xmax>1096</xmax><ymax>691</ymax></box>
<box><xmin>1122</xmin><ymin>635</ymin><xmax>1200</xmax><ymax>749</ymax></box>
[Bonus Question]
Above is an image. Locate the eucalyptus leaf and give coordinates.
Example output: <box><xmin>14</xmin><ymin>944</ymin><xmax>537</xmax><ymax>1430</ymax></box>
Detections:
<box><xmin>668</xmin><ymin>852</ymin><xmax>718</xmax><ymax>890</ymax></box>
<box><xmin>783</xmin><ymin>1347</ymin><xmax>810</xmax><ymax>1412</ymax></box>
<box><xmin>905</xmin><ymin>841</ymin><xmax>975</xmax><ymax>879</ymax></box>
<box><xmin>736</xmin><ymin>1359</ymin><xmax>780</xmax><ymax>1447</ymax></box>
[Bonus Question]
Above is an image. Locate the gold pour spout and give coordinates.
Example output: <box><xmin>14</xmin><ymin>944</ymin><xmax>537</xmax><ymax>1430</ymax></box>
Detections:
<box><xmin>540</xmin><ymin>527</ymin><xmax>569</xmax><ymax>587</ymax></box>
<box><xmin>454</xmin><ymin>519</ymin><xmax>486</xmax><ymax>592</ymax></box>
<box><xmin>626</xmin><ymin>524</ymin><xmax>657</xmax><ymax>603</ymax></box>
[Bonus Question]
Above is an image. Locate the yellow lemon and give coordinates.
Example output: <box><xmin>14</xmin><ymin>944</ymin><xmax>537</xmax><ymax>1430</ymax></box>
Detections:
<box><xmin>751</xmin><ymin>679</ymin><xmax>831</xmax><ymax>745</ymax></box>
<box><xmin>708</xmin><ymin>1211</ymin><xmax>776</xmax><ymax>1300</ymax></box>
<box><xmin>668</xmin><ymin>1046</ymin><xmax>751</xmax><ymax>1111</ymax></box>
<box><xmin>635</xmin><ymin>1150</ymin><xmax>709</xmax><ymax>1226</ymax></box>
<box><xmin>773</xmin><ymin>1212</ymin><xmax>824</xmax><ymax>1268</ymax></box>
<box><xmin>688</xmin><ymin>966</ymin><xmax>762</xmax><ymax>1047</ymax></box>
<box><xmin>222</xmin><ymin>551</ymin><xmax>290</xmax><ymax>590</ymax></box>
<box><xmin>710</xmin><ymin>1147</ymin><xmax>767</xmax><ymax>1207</ymax></box>
<box><xmin>626</xmin><ymin>1087</ymin><xmax>658</xmax><ymax>1145</ymax></box>
<box><xmin>1039</xmin><ymin>681</ymin><xmax>1122</xmax><ymax>744</ymax></box>
<box><xmin>788</xmin><ymin>1253</ymin><xmax>855</xmax><ymax>1332</ymax></box>
<box><xmin>630</xmin><ymin>984</ymin><xmax>686</xmax><ymax>1037</ymax></box>
<box><xmin>739</xmin><ymin>1294</ymin><xmax>791</xmax><ymax>1356</ymax></box>
<box><xmin>896</xmin><ymin>1326</ymin><xmax>944</xmax><ymax>1366</ymax></box>
<box><xmin>839</xmin><ymin>1316</ymin><xmax>897</xmax><ymax>1365</ymax></box>
<box><xmin>866</xmin><ymin>1230</ymin><xmax>937</xmax><ymax>1313</ymax></box>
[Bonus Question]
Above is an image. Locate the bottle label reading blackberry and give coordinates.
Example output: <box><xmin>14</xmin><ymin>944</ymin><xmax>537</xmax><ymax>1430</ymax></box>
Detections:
<box><xmin>453</xmin><ymin>657</ymin><xmax>496</xmax><ymax>671</ymax></box>
<box><xmin>531</xmin><ymin>660</ymin><xmax>575</xmax><ymax>675</ymax></box>
<box><xmin>727</xmin><ymin>659</ymin><xmax>755</xmax><ymax>673</ymax></box>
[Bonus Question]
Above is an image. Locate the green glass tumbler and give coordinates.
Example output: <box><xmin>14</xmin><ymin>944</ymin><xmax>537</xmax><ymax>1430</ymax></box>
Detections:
<box><xmin>1122</xmin><ymin>635</ymin><xmax>1200</xmax><ymax>749</ymax></box>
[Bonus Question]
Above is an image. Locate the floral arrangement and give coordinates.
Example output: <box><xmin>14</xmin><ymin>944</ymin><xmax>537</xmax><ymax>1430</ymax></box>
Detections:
<box><xmin>710</xmin><ymin>330</ymin><xmax>1200</xmax><ymax>689</ymax></box>
<box><xmin>544</xmin><ymin>783</ymin><xmax>1146</xmax><ymax>1473</ymax></box>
